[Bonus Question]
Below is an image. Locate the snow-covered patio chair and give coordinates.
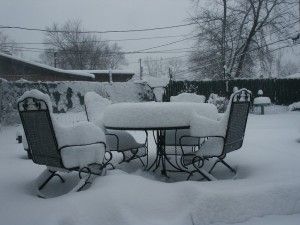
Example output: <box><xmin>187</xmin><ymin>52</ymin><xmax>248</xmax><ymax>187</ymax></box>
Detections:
<box><xmin>18</xmin><ymin>90</ymin><xmax>108</xmax><ymax>198</ymax></box>
<box><xmin>164</xmin><ymin>93</ymin><xmax>207</xmax><ymax>167</ymax></box>
<box><xmin>84</xmin><ymin>92</ymin><xmax>148</xmax><ymax>168</ymax></box>
<box><xmin>178</xmin><ymin>89</ymin><xmax>251</xmax><ymax>180</ymax></box>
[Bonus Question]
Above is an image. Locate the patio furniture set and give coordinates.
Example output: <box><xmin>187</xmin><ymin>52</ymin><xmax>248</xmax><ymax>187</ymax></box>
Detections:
<box><xmin>18</xmin><ymin>88</ymin><xmax>251</xmax><ymax>198</ymax></box>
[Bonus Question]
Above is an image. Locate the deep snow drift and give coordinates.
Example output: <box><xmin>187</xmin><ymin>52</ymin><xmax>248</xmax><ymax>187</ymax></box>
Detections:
<box><xmin>0</xmin><ymin>111</ymin><xmax>300</xmax><ymax>225</ymax></box>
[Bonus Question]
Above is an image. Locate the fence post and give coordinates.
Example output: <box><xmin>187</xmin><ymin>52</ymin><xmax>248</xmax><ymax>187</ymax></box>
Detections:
<box><xmin>109</xmin><ymin>69</ymin><xmax>113</xmax><ymax>83</ymax></box>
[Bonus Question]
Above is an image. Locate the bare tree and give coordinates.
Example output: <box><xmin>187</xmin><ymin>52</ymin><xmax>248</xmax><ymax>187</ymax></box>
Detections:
<box><xmin>143</xmin><ymin>57</ymin><xmax>184</xmax><ymax>78</ymax></box>
<box><xmin>0</xmin><ymin>32</ymin><xmax>19</xmax><ymax>55</ymax></box>
<box><xmin>40</xmin><ymin>20</ymin><xmax>126</xmax><ymax>70</ymax></box>
<box><xmin>190</xmin><ymin>0</ymin><xmax>298</xmax><ymax>79</ymax></box>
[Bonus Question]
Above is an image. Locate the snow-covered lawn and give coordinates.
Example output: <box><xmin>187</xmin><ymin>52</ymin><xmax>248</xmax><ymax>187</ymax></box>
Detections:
<box><xmin>0</xmin><ymin>111</ymin><xmax>300</xmax><ymax>225</ymax></box>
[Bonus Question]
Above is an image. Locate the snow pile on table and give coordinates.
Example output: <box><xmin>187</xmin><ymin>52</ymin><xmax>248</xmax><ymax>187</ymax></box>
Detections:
<box><xmin>288</xmin><ymin>101</ymin><xmax>300</xmax><ymax>111</ymax></box>
<box><xmin>170</xmin><ymin>92</ymin><xmax>206</xmax><ymax>103</ymax></box>
<box><xmin>103</xmin><ymin>102</ymin><xmax>218</xmax><ymax>129</ymax></box>
<box><xmin>253</xmin><ymin>97</ymin><xmax>271</xmax><ymax>105</ymax></box>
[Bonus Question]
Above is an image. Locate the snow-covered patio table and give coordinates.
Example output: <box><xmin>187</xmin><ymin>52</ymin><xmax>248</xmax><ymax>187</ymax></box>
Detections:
<box><xmin>103</xmin><ymin>102</ymin><xmax>219</xmax><ymax>176</ymax></box>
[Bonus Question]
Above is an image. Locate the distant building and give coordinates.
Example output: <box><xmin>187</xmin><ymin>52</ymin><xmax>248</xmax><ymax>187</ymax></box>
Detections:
<box><xmin>0</xmin><ymin>52</ymin><xmax>94</xmax><ymax>81</ymax></box>
<box><xmin>67</xmin><ymin>70</ymin><xmax>135</xmax><ymax>82</ymax></box>
<box><xmin>0</xmin><ymin>52</ymin><xmax>135</xmax><ymax>82</ymax></box>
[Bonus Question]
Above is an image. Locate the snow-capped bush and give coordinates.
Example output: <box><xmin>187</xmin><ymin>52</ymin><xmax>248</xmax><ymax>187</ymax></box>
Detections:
<box><xmin>257</xmin><ymin>89</ymin><xmax>263</xmax><ymax>96</ymax></box>
<box><xmin>207</xmin><ymin>93</ymin><xmax>228</xmax><ymax>112</ymax></box>
<box><xmin>288</xmin><ymin>102</ymin><xmax>300</xmax><ymax>111</ymax></box>
<box><xmin>233</xmin><ymin>87</ymin><xmax>239</xmax><ymax>93</ymax></box>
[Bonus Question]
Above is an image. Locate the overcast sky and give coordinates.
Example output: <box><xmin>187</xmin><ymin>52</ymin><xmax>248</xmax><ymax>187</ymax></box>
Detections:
<box><xmin>0</xmin><ymin>0</ymin><xmax>195</xmax><ymax>72</ymax></box>
<box><xmin>1</xmin><ymin>0</ymin><xmax>300</xmax><ymax>76</ymax></box>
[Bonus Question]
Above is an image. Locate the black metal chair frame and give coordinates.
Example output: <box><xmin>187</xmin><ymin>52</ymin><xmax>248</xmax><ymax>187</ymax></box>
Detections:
<box><xmin>175</xmin><ymin>89</ymin><xmax>251</xmax><ymax>181</ymax></box>
<box><xmin>18</xmin><ymin>96</ymin><xmax>111</xmax><ymax>197</ymax></box>
<box><xmin>84</xmin><ymin>102</ymin><xmax>149</xmax><ymax>168</ymax></box>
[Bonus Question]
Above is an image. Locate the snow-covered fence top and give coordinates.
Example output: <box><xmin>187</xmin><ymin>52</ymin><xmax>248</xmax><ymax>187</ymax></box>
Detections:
<box><xmin>164</xmin><ymin>78</ymin><xmax>300</xmax><ymax>105</ymax></box>
<box><xmin>0</xmin><ymin>79</ymin><xmax>154</xmax><ymax>125</ymax></box>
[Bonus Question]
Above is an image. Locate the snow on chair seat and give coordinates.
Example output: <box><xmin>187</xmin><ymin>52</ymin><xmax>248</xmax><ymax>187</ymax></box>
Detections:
<box><xmin>18</xmin><ymin>90</ymin><xmax>108</xmax><ymax>198</ymax></box>
<box><xmin>84</xmin><ymin>92</ymin><xmax>148</xmax><ymax>167</ymax></box>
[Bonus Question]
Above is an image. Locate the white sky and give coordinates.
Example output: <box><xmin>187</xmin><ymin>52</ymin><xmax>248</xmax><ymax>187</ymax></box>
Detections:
<box><xmin>0</xmin><ymin>0</ymin><xmax>195</xmax><ymax>73</ymax></box>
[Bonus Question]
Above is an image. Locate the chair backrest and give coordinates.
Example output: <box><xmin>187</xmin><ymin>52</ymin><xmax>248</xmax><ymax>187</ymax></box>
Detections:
<box><xmin>18</xmin><ymin>96</ymin><xmax>63</xmax><ymax>168</ymax></box>
<box><xmin>84</xmin><ymin>92</ymin><xmax>111</xmax><ymax>122</ymax></box>
<box><xmin>223</xmin><ymin>89</ymin><xmax>251</xmax><ymax>154</ymax></box>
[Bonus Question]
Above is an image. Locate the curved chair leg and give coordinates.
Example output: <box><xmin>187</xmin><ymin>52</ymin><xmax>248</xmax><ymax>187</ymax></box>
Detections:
<box><xmin>192</xmin><ymin>157</ymin><xmax>217</xmax><ymax>181</ymax></box>
<box><xmin>219</xmin><ymin>159</ymin><xmax>237</xmax><ymax>174</ymax></box>
<box><xmin>208</xmin><ymin>159</ymin><xmax>221</xmax><ymax>174</ymax></box>
<box><xmin>37</xmin><ymin>169</ymin><xmax>65</xmax><ymax>191</ymax></box>
<box><xmin>72</xmin><ymin>167</ymin><xmax>93</xmax><ymax>192</ymax></box>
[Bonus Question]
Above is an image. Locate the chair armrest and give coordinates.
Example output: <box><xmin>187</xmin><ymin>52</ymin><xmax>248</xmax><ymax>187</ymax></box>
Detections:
<box><xmin>190</xmin><ymin>114</ymin><xmax>226</xmax><ymax>137</ymax></box>
<box><xmin>58</xmin><ymin>141</ymin><xmax>106</xmax><ymax>152</ymax></box>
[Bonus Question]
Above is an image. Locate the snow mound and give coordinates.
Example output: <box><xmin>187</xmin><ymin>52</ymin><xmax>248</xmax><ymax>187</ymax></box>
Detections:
<box><xmin>254</xmin><ymin>97</ymin><xmax>271</xmax><ymax>105</ymax></box>
<box><xmin>170</xmin><ymin>92</ymin><xmax>206</xmax><ymax>103</ymax></box>
<box><xmin>288</xmin><ymin>101</ymin><xmax>300</xmax><ymax>111</ymax></box>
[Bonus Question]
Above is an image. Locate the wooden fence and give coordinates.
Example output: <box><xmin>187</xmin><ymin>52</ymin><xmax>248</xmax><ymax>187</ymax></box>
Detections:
<box><xmin>163</xmin><ymin>78</ymin><xmax>300</xmax><ymax>105</ymax></box>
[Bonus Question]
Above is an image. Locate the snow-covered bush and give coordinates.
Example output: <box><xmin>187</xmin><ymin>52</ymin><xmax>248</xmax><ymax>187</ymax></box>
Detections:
<box><xmin>257</xmin><ymin>89</ymin><xmax>263</xmax><ymax>96</ymax></box>
<box><xmin>288</xmin><ymin>102</ymin><xmax>300</xmax><ymax>111</ymax></box>
<box><xmin>233</xmin><ymin>86</ymin><xmax>239</xmax><ymax>93</ymax></box>
<box><xmin>207</xmin><ymin>93</ymin><xmax>228</xmax><ymax>112</ymax></box>
<box><xmin>0</xmin><ymin>80</ymin><xmax>154</xmax><ymax>125</ymax></box>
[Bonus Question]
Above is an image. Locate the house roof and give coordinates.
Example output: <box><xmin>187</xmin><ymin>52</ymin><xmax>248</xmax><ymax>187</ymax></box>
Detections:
<box><xmin>0</xmin><ymin>52</ymin><xmax>95</xmax><ymax>79</ymax></box>
<box><xmin>67</xmin><ymin>70</ymin><xmax>135</xmax><ymax>75</ymax></box>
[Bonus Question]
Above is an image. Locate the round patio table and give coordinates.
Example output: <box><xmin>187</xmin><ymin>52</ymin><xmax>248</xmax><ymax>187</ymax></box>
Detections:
<box><xmin>103</xmin><ymin>102</ymin><xmax>218</xmax><ymax>177</ymax></box>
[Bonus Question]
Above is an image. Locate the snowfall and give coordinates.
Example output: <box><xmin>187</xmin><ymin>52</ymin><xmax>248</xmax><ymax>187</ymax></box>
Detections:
<box><xmin>0</xmin><ymin>107</ymin><xmax>300</xmax><ymax>225</ymax></box>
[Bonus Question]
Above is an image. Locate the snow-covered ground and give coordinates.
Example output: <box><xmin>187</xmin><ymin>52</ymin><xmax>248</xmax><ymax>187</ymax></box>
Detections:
<box><xmin>0</xmin><ymin>111</ymin><xmax>300</xmax><ymax>225</ymax></box>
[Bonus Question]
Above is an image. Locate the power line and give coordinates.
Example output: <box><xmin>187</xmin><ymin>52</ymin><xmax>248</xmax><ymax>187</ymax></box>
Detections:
<box><xmin>131</xmin><ymin>35</ymin><xmax>197</xmax><ymax>52</ymax></box>
<box><xmin>0</xmin><ymin>22</ymin><xmax>197</xmax><ymax>34</ymax></box>
<box><xmin>4</xmin><ymin>34</ymin><xmax>193</xmax><ymax>45</ymax></box>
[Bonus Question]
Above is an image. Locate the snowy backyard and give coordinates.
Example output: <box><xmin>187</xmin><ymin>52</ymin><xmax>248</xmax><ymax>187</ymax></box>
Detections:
<box><xmin>1</xmin><ymin>108</ymin><xmax>299</xmax><ymax>225</ymax></box>
<box><xmin>1</xmin><ymin>0</ymin><xmax>300</xmax><ymax>224</ymax></box>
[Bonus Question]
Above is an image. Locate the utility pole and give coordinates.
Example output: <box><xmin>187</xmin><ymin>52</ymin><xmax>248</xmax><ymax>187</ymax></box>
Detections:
<box><xmin>168</xmin><ymin>67</ymin><xmax>173</xmax><ymax>80</ymax></box>
<box><xmin>54</xmin><ymin>52</ymin><xmax>57</xmax><ymax>68</ymax></box>
<box><xmin>139</xmin><ymin>58</ymin><xmax>143</xmax><ymax>80</ymax></box>
<box><xmin>221</xmin><ymin>0</ymin><xmax>227</xmax><ymax>79</ymax></box>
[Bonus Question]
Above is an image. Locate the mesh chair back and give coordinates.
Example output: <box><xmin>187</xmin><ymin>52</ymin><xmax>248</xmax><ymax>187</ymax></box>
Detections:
<box><xmin>18</xmin><ymin>97</ymin><xmax>63</xmax><ymax>168</ymax></box>
<box><xmin>223</xmin><ymin>89</ymin><xmax>251</xmax><ymax>154</ymax></box>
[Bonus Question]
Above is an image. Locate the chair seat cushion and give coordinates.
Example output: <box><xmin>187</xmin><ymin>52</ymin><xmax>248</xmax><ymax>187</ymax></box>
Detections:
<box><xmin>196</xmin><ymin>137</ymin><xmax>224</xmax><ymax>157</ymax></box>
<box><xmin>106</xmin><ymin>130</ymin><xmax>145</xmax><ymax>151</ymax></box>
<box><xmin>182</xmin><ymin>138</ymin><xmax>224</xmax><ymax>166</ymax></box>
<box><xmin>55</xmin><ymin>121</ymin><xmax>106</xmax><ymax>169</ymax></box>
<box><xmin>165</xmin><ymin>129</ymin><xmax>201</xmax><ymax>146</ymax></box>
<box><xmin>55</xmin><ymin>121</ymin><xmax>106</xmax><ymax>148</ymax></box>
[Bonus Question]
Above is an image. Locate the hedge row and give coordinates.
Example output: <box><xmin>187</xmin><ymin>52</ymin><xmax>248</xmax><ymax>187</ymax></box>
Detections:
<box><xmin>163</xmin><ymin>78</ymin><xmax>300</xmax><ymax>105</ymax></box>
